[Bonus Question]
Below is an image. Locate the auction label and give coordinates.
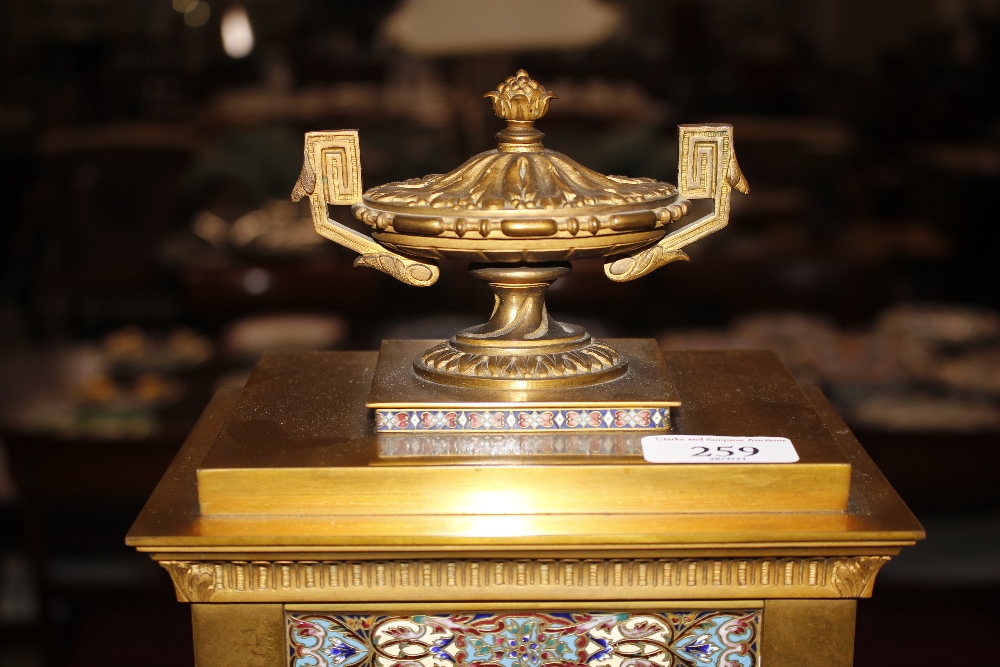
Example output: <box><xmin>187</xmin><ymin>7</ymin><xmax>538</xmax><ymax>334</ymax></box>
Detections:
<box><xmin>641</xmin><ymin>435</ymin><xmax>799</xmax><ymax>463</ymax></box>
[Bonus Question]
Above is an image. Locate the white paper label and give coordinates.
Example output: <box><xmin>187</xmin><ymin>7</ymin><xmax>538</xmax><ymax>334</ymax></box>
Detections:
<box><xmin>641</xmin><ymin>435</ymin><xmax>799</xmax><ymax>463</ymax></box>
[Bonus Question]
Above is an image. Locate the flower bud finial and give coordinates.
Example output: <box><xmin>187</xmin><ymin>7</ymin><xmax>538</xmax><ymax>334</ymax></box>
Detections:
<box><xmin>484</xmin><ymin>70</ymin><xmax>557</xmax><ymax>122</ymax></box>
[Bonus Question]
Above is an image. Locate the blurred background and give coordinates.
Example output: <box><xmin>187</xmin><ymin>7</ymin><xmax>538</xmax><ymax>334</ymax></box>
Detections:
<box><xmin>0</xmin><ymin>0</ymin><xmax>998</xmax><ymax>664</ymax></box>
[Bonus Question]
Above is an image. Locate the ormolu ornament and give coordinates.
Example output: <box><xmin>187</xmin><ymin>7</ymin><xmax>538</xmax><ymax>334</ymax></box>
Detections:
<box><xmin>292</xmin><ymin>70</ymin><xmax>748</xmax><ymax>389</ymax></box>
<box><xmin>128</xmin><ymin>72</ymin><xmax>922</xmax><ymax>667</ymax></box>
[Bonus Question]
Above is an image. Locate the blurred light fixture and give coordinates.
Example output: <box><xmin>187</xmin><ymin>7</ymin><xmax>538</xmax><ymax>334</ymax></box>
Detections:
<box><xmin>382</xmin><ymin>0</ymin><xmax>622</xmax><ymax>56</ymax></box>
<box><xmin>183</xmin><ymin>1</ymin><xmax>211</xmax><ymax>27</ymax></box>
<box><xmin>242</xmin><ymin>268</ymin><xmax>272</xmax><ymax>295</ymax></box>
<box><xmin>221</xmin><ymin>5</ymin><xmax>255</xmax><ymax>58</ymax></box>
<box><xmin>172</xmin><ymin>0</ymin><xmax>197</xmax><ymax>12</ymax></box>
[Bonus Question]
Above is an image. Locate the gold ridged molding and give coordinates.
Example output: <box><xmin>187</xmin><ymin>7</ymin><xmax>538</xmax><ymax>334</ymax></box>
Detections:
<box><xmin>160</xmin><ymin>556</ymin><xmax>889</xmax><ymax>603</ymax></box>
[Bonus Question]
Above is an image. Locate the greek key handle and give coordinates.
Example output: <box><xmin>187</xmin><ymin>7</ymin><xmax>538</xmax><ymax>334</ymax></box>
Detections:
<box><xmin>291</xmin><ymin>131</ymin><xmax>440</xmax><ymax>287</ymax></box>
<box><xmin>604</xmin><ymin>124</ymin><xmax>748</xmax><ymax>282</ymax></box>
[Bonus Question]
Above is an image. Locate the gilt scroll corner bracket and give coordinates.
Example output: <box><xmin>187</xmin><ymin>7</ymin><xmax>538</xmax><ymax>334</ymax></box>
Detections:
<box><xmin>293</xmin><ymin>130</ymin><xmax>440</xmax><ymax>288</ymax></box>
<box><xmin>602</xmin><ymin>123</ymin><xmax>748</xmax><ymax>283</ymax></box>
<box><xmin>353</xmin><ymin>252</ymin><xmax>440</xmax><ymax>288</ymax></box>
<box><xmin>603</xmin><ymin>247</ymin><xmax>689</xmax><ymax>283</ymax></box>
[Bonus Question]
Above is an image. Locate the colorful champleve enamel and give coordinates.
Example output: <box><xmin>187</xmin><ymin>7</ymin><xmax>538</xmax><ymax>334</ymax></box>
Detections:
<box><xmin>287</xmin><ymin>611</ymin><xmax>759</xmax><ymax>667</ymax></box>
<box><xmin>374</xmin><ymin>408</ymin><xmax>670</xmax><ymax>432</ymax></box>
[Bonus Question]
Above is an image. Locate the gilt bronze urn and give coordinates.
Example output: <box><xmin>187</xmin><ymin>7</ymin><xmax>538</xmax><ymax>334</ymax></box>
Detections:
<box><xmin>292</xmin><ymin>70</ymin><xmax>748</xmax><ymax>392</ymax></box>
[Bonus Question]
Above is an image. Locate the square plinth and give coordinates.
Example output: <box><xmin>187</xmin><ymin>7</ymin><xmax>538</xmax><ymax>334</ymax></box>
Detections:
<box><xmin>367</xmin><ymin>339</ymin><xmax>681</xmax><ymax>432</ymax></box>
<box><xmin>193</xmin><ymin>346</ymin><xmax>852</xmax><ymax>516</ymax></box>
<box><xmin>128</xmin><ymin>347</ymin><xmax>923</xmax><ymax>667</ymax></box>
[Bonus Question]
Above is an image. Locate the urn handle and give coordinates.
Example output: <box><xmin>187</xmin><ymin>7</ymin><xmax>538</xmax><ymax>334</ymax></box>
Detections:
<box><xmin>604</xmin><ymin>124</ymin><xmax>749</xmax><ymax>282</ymax></box>
<box><xmin>291</xmin><ymin>131</ymin><xmax>440</xmax><ymax>287</ymax></box>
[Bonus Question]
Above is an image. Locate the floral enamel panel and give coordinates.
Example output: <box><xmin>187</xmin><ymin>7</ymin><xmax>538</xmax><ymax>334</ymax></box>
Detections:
<box><xmin>287</xmin><ymin>611</ymin><xmax>759</xmax><ymax>667</ymax></box>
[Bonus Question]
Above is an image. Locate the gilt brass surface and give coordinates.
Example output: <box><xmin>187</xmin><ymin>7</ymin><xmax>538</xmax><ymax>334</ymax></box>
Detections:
<box><xmin>292</xmin><ymin>70</ymin><xmax>749</xmax><ymax>388</ymax></box>
<box><xmin>126</xmin><ymin>356</ymin><xmax>922</xmax><ymax>622</ymax></box>
<box><xmin>760</xmin><ymin>599</ymin><xmax>857</xmax><ymax>667</ymax></box>
<box><xmin>192</xmin><ymin>350</ymin><xmax>851</xmax><ymax>517</ymax></box>
<box><xmin>127</xmin><ymin>372</ymin><xmax>922</xmax><ymax>552</ymax></box>
<box><xmin>192</xmin><ymin>603</ymin><xmax>285</xmax><ymax>667</ymax></box>
<box><xmin>160</xmin><ymin>556</ymin><xmax>888</xmax><ymax>605</ymax></box>
<box><xmin>368</xmin><ymin>338</ymin><xmax>680</xmax><ymax>413</ymax></box>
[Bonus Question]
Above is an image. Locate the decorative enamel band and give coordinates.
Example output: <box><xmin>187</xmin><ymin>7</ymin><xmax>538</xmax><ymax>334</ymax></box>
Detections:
<box><xmin>374</xmin><ymin>407</ymin><xmax>670</xmax><ymax>433</ymax></box>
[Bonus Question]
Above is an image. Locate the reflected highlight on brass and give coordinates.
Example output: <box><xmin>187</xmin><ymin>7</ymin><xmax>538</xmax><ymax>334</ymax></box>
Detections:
<box><xmin>376</xmin><ymin>432</ymin><xmax>644</xmax><ymax>458</ymax></box>
<box><xmin>293</xmin><ymin>70</ymin><xmax>748</xmax><ymax>389</ymax></box>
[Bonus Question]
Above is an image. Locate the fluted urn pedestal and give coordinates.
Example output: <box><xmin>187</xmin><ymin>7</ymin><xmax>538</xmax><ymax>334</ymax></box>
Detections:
<box><xmin>415</xmin><ymin>263</ymin><xmax>627</xmax><ymax>389</ymax></box>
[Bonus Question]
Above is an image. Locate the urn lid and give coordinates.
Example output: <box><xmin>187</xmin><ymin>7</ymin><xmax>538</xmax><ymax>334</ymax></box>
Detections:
<box><xmin>352</xmin><ymin>70</ymin><xmax>687</xmax><ymax>245</ymax></box>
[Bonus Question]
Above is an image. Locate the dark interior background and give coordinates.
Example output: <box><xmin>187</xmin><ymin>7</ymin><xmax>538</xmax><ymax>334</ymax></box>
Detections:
<box><xmin>0</xmin><ymin>1</ymin><xmax>997</xmax><ymax>665</ymax></box>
